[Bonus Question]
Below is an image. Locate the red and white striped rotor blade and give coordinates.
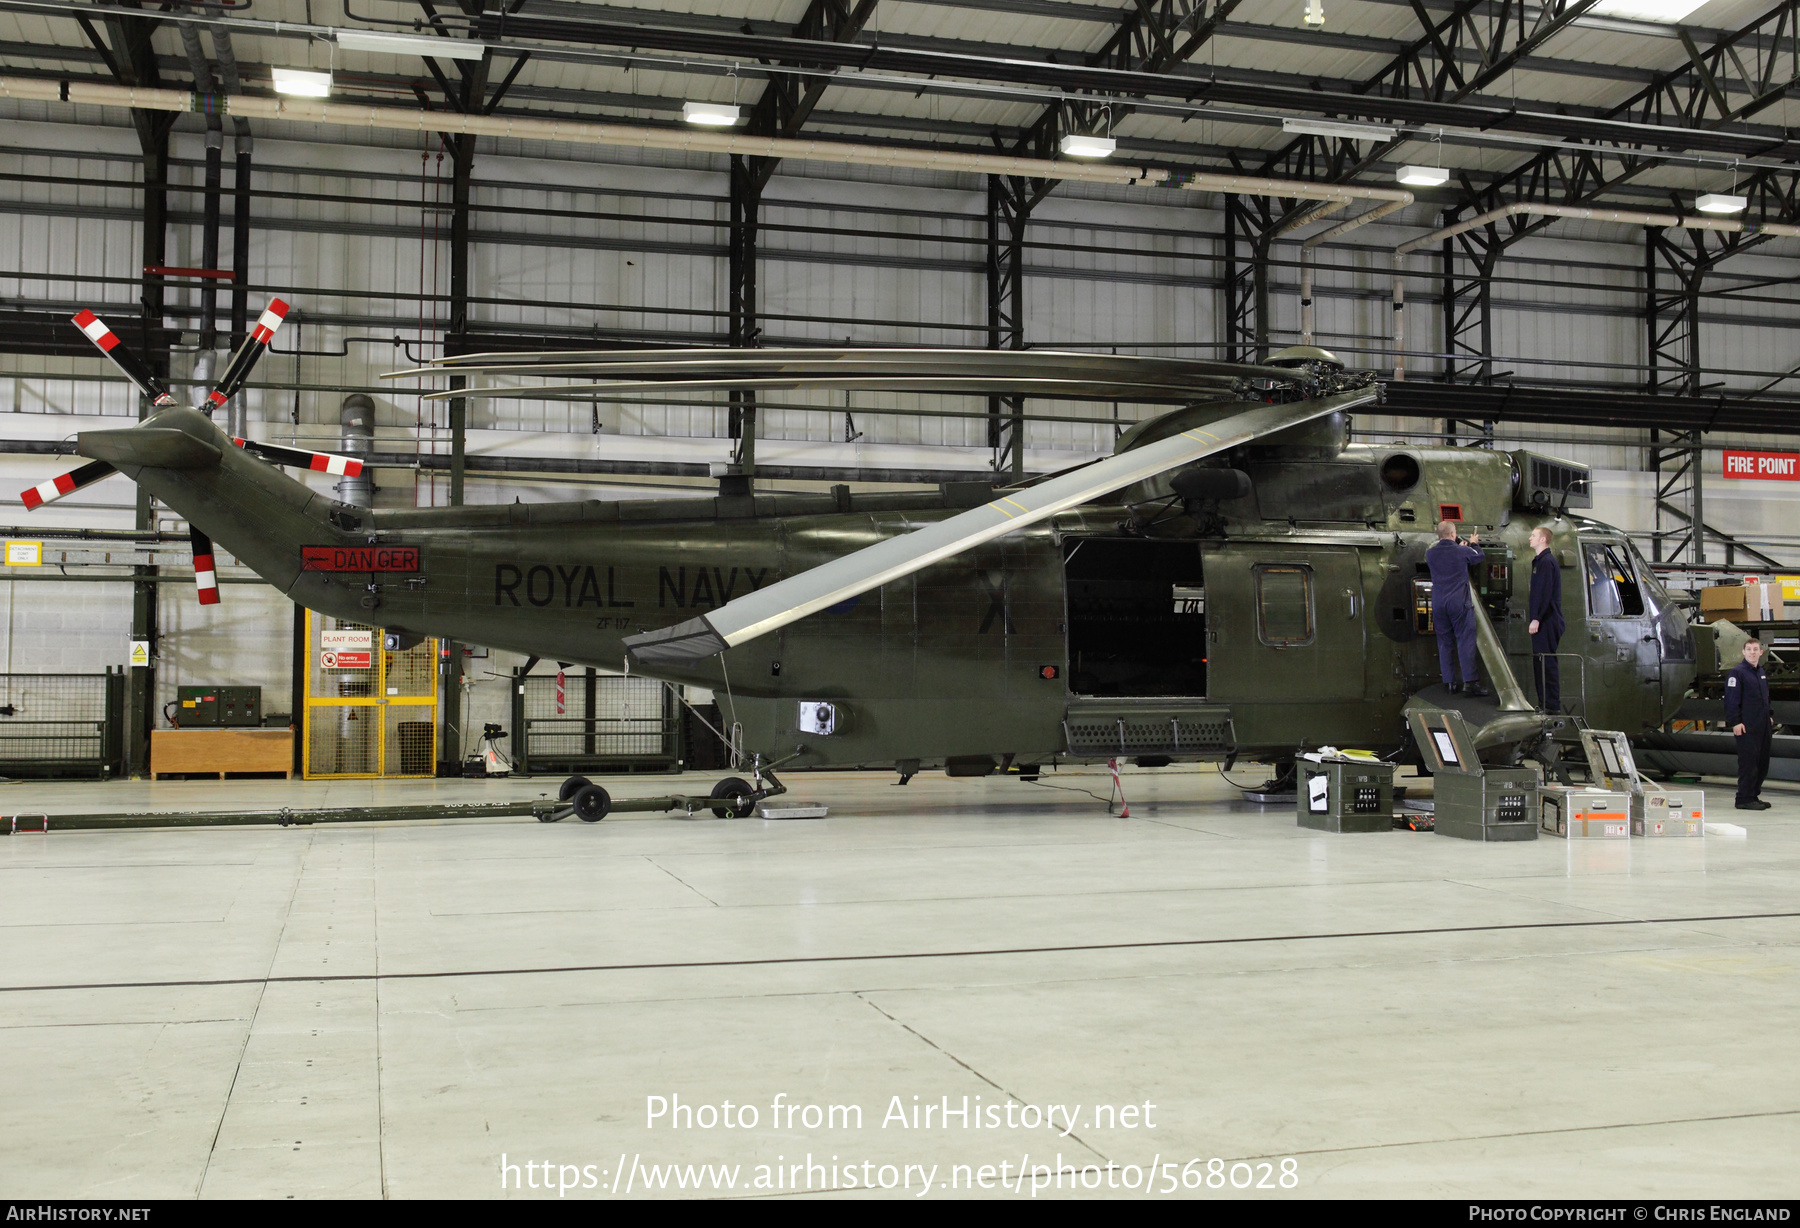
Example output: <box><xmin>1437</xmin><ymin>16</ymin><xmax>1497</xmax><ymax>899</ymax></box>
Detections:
<box><xmin>20</xmin><ymin>460</ymin><xmax>117</xmax><ymax>510</ymax></box>
<box><xmin>71</xmin><ymin>310</ymin><xmax>177</xmax><ymax>407</ymax></box>
<box><xmin>233</xmin><ymin>437</ymin><xmax>364</xmax><ymax>477</ymax></box>
<box><xmin>190</xmin><ymin>525</ymin><xmax>221</xmax><ymax>606</ymax></box>
<box><xmin>203</xmin><ymin>299</ymin><xmax>289</xmax><ymax>411</ymax></box>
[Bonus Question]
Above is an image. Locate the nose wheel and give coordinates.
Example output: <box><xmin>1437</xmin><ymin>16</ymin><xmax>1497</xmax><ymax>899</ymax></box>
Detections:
<box><xmin>709</xmin><ymin>776</ymin><xmax>758</xmax><ymax>819</ymax></box>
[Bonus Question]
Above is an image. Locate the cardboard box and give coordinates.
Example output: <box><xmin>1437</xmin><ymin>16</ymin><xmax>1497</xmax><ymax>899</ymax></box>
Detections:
<box><xmin>1700</xmin><ymin>585</ymin><xmax>1750</xmax><ymax>622</ymax></box>
<box><xmin>1700</xmin><ymin>582</ymin><xmax>1786</xmax><ymax>622</ymax></box>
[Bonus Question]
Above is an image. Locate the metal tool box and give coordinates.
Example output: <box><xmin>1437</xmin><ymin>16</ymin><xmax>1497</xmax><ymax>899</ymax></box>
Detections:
<box><xmin>1297</xmin><ymin>759</ymin><xmax>1395</xmax><ymax>833</ymax></box>
<box><xmin>1539</xmin><ymin>786</ymin><xmax>1631</xmax><ymax>839</ymax></box>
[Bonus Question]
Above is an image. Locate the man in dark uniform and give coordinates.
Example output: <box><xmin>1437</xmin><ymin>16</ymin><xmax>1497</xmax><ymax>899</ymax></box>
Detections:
<box><xmin>1527</xmin><ymin>526</ymin><xmax>1565</xmax><ymax>712</ymax></box>
<box><xmin>1427</xmin><ymin>520</ymin><xmax>1487</xmax><ymax>696</ymax></box>
<box><xmin>1724</xmin><ymin>637</ymin><xmax>1774</xmax><ymax>810</ymax></box>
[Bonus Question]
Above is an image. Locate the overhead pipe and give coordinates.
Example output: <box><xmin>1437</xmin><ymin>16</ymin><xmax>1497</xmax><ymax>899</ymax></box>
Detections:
<box><xmin>1289</xmin><ymin>198</ymin><xmax>1415</xmax><ymax>347</ymax></box>
<box><xmin>0</xmin><ymin>77</ymin><xmax>1414</xmax><ymax>212</ymax></box>
<box><xmin>177</xmin><ymin>23</ymin><xmax>223</xmax><ymax>353</ymax></box>
<box><xmin>1390</xmin><ymin>202</ymin><xmax>1800</xmax><ymax>381</ymax></box>
<box><xmin>207</xmin><ymin>28</ymin><xmax>255</xmax><ymax>435</ymax></box>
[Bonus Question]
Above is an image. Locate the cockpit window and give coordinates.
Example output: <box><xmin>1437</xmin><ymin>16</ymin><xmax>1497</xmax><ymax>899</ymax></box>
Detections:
<box><xmin>1583</xmin><ymin>542</ymin><xmax>1645</xmax><ymax>618</ymax></box>
<box><xmin>1627</xmin><ymin>540</ymin><xmax>1695</xmax><ymax>662</ymax></box>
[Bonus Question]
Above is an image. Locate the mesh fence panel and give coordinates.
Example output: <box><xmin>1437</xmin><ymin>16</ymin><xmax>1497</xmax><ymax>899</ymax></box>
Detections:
<box><xmin>383</xmin><ymin>705</ymin><xmax>437</xmax><ymax>777</ymax></box>
<box><xmin>386</xmin><ymin>639</ymin><xmax>436</xmax><ymax>698</ymax></box>
<box><xmin>520</xmin><ymin>673</ymin><xmax>676</xmax><ymax>767</ymax></box>
<box><xmin>305</xmin><ymin>612</ymin><xmax>437</xmax><ymax>777</ymax></box>
<box><xmin>0</xmin><ymin>674</ymin><xmax>111</xmax><ymax>769</ymax></box>
<box><xmin>307</xmin><ymin>704</ymin><xmax>380</xmax><ymax>776</ymax></box>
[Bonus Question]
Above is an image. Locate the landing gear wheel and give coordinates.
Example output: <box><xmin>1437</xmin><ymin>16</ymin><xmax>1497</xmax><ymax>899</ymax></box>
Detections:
<box><xmin>558</xmin><ymin>775</ymin><xmax>593</xmax><ymax>802</ymax></box>
<box><xmin>571</xmin><ymin>783</ymin><xmax>612</xmax><ymax>823</ymax></box>
<box><xmin>709</xmin><ymin>776</ymin><xmax>757</xmax><ymax>819</ymax></box>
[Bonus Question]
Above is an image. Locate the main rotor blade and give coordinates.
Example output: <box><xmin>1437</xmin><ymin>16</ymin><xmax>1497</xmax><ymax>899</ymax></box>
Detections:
<box><xmin>385</xmin><ymin>347</ymin><xmax>1316</xmax><ymax>388</ymax></box>
<box><xmin>20</xmin><ymin>459</ymin><xmax>117</xmax><ymax>510</ymax></box>
<box><xmin>71</xmin><ymin>310</ymin><xmax>177</xmax><ymax>407</ymax></box>
<box><xmin>233</xmin><ymin>437</ymin><xmax>364</xmax><ymax>476</ymax></box>
<box><xmin>202</xmin><ymin>299</ymin><xmax>289</xmax><ymax>411</ymax></box>
<box><xmin>190</xmin><ymin>525</ymin><xmax>220</xmax><ymax>606</ymax></box>
<box><xmin>624</xmin><ymin>384</ymin><xmax>1380</xmax><ymax>666</ymax></box>
<box><xmin>416</xmin><ymin>375</ymin><xmax>1235</xmax><ymax>404</ymax></box>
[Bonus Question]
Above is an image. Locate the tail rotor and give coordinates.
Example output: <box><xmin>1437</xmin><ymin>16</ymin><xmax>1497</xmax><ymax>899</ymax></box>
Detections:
<box><xmin>24</xmin><ymin>295</ymin><xmax>361</xmax><ymax>608</ymax></box>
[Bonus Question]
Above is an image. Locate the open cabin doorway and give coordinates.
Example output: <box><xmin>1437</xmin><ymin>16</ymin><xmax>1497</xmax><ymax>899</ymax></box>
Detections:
<box><xmin>1062</xmin><ymin>537</ymin><xmax>1207</xmax><ymax>697</ymax></box>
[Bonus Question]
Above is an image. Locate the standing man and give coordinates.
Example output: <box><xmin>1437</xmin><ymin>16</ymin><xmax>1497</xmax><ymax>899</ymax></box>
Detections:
<box><xmin>1724</xmin><ymin>637</ymin><xmax>1774</xmax><ymax>811</ymax></box>
<box><xmin>1427</xmin><ymin>520</ymin><xmax>1487</xmax><ymax>697</ymax></box>
<box><xmin>1527</xmin><ymin>526</ymin><xmax>1565</xmax><ymax>713</ymax></box>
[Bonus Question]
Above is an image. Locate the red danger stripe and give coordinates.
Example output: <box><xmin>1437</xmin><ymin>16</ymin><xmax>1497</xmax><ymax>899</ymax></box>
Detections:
<box><xmin>72</xmin><ymin>309</ymin><xmax>121</xmax><ymax>352</ymax></box>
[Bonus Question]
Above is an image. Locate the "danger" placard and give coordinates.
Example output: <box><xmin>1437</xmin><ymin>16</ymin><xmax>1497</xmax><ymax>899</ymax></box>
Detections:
<box><xmin>302</xmin><ymin>545</ymin><xmax>421</xmax><ymax>571</ymax></box>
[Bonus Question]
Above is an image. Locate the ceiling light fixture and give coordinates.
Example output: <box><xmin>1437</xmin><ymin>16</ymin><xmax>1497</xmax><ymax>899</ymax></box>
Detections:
<box><xmin>682</xmin><ymin>101</ymin><xmax>743</xmax><ymax>126</ymax></box>
<box><xmin>337</xmin><ymin>30</ymin><xmax>488</xmax><ymax>61</ymax></box>
<box><xmin>1396</xmin><ymin>165</ymin><xmax>1450</xmax><ymax>187</ymax></box>
<box><xmin>1282</xmin><ymin>117</ymin><xmax>1396</xmax><ymax>142</ymax></box>
<box><xmin>1695</xmin><ymin>192</ymin><xmax>1747</xmax><ymax>214</ymax></box>
<box><xmin>271</xmin><ymin>68</ymin><xmax>333</xmax><ymax>97</ymax></box>
<box><xmin>1058</xmin><ymin>133</ymin><xmax>1117</xmax><ymax>158</ymax></box>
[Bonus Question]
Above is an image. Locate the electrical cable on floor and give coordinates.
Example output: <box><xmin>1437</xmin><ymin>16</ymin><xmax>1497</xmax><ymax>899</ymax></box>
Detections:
<box><xmin>1218</xmin><ymin>763</ymin><xmax>1278</xmax><ymax>790</ymax></box>
<box><xmin>1020</xmin><ymin>776</ymin><xmax>1115</xmax><ymax>805</ymax></box>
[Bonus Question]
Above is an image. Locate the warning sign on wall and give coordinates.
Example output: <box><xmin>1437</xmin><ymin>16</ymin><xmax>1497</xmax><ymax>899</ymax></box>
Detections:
<box><xmin>321</xmin><ymin>629</ymin><xmax>373</xmax><ymax>651</ymax></box>
<box><xmin>321</xmin><ymin>650</ymin><xmax>373</xmax><ymax>669</ymax></box>
<box><xmin>1722</xmin><ymin>450</ymin><xmax>1800</xmax><ymax>480</ymax></box>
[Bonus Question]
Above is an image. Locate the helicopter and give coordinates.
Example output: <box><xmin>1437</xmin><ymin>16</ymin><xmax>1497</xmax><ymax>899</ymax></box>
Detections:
<box><xmin>20</xmin><ymin>298</ymin><xmax>1694</xmax><ymax>815</ymax></box>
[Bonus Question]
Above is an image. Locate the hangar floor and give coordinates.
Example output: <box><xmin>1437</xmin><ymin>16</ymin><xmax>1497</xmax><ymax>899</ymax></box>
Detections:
<box><xmin>2</xmin><ymin>766</ymin><xmax>1796</xmax><ymax>1200</ymax></box>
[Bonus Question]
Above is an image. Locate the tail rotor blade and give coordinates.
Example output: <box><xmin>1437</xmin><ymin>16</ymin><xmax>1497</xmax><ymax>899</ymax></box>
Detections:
<box><xmin>233</xmin><ymin>437</ymin><xmax>364</xmax><ymax>477</ymax></box>
<box><xmin>203</xmin><ymin>299</ymin><xmax>289</xmax><ymax>412</ymax></box>
<box><xmin>189</xmin><ymin>525</ymin><xmax>221</xmax><ymax>606</ymax></box>
<box><xmin>20</xmin><ymin>459</ymin><xmax>118</xmax><ymax>510</ymax></box>
<box><xmin>71</xmin><ymin>310</ymin><xmax>177</xmax><ymax>407</ymax></box>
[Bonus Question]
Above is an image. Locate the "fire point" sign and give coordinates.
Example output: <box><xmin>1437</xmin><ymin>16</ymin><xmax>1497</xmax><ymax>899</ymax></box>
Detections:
<box><xmin>1722</xmin><ymin>450</ymin><xmax>1800</xmax><ymax>480</ymax></box>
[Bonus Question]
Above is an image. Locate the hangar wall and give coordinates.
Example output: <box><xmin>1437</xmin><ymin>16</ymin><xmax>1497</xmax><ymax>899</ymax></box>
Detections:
<box><xmin>5</xmin><ymin>111</ymin><xmax>1800</xmax><ymax>751</ymax></box>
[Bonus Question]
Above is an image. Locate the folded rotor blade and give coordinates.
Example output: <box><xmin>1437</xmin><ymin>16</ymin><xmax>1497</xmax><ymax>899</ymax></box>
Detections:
<box><xmin>624</xmin><ymin>385</ymin><xmax>1379</xmax><ymax>666</ymax></box>
<box><xmin>20</xmin><ymin>460</ymin><xmax>118</xmax><ymax>510</ymax></box>
<box><xmin>203</xmin><ymin>299</ymin><xmax>289</xmax><ymax>411</ymax></box>
<box><xmin>71</xmin><ymin>310</ymin><xmax>177</xmax><ymax>407</ymax></box>
<box><xmin>233</xmin><ymin>437</ymin><xmax>365</xmax><ymax>476</ymax></box>
<box><xmin>190</xmin><ymin>525</ymin><xmax>221</xmax><ymax>606</ymax></box>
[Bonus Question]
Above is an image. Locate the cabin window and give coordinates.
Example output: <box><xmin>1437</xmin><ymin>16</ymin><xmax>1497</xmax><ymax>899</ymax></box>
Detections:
<box><xmin>1255</xmin><ymin>565</ymin><xmax>1315</xmax><ymax>646</ymax></box>
<box><xmin>1582</xmin><ymin>541</ymin><xmax>1645</xmax><ymax>618</ymax></box>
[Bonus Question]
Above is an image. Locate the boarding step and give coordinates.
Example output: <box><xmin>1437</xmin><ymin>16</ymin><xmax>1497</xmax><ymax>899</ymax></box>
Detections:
<box><xmin>1062</xmin><ymin>698</ymin><xmax>1233</xmax><ymax>757</ymax></box>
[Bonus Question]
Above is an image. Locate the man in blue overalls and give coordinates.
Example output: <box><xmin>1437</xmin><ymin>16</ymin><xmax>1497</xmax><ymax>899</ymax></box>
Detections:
<box><xmin>1527</xmin><ymin>526</ymin><xmax>1565</xmax><ymax>712</ymax></box>
<box><xmin>1428</xmin><ymin>520</ymin><xmax>1487</xmax><ymax>697</ymax></box>
<box><xmin>1724</xmin><ymin>637</ymin><xmax>1774</xmax><ymax>811</ymax></box>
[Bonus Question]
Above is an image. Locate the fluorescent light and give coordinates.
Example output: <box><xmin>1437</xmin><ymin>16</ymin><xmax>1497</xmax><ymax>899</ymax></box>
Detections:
<box><xmin>271</xmin><ymin>68</ymin><xmax>333</xmax><ymax>98</ymax></box>
<box><xmin>1589</xmin><ymin>0</ymin><xmax>1707</xmax><ymax>21</ymax></box>
<box><xmin>683</xmin><ymin>102</ymin><xmax>742</xmax><ymax>126</ymax></box>
<box><xmin>1058</xmin><ymin>133</ymin><xmax>1116</xmax><ymax>158</ymax></box>
<box><xmin>337</xmin><ymin>30</ymin><xmax>488</xmax><ymax>61</ymax></box>
<box><xmin>1282</xmin><ymin>116</ymin><xmax>1396</xmax><ymax>142</ymax></box>
<box><xmin>1696</xmin><ymin>192</ymin><xmax>1747</xmax><ymax>214</ymax></box>
<box><xmin>1396</xmin><ymin>165</ymin><xmax>1450</xmax><ymax>187</ymax></box>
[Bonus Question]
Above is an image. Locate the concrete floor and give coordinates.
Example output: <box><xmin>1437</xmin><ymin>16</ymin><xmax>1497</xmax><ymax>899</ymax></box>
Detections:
<box><xmin>1</xmin><ymin>765</ymin><xmax>1796</xmax><ymax>1200</ymax></box>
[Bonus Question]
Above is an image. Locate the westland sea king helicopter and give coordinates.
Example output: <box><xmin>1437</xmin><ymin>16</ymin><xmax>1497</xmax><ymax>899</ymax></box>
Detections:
<box><xmin>22</xmin><ymin>299</ymin><xmax>1696</xmax><ymax>818</ymax></box>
